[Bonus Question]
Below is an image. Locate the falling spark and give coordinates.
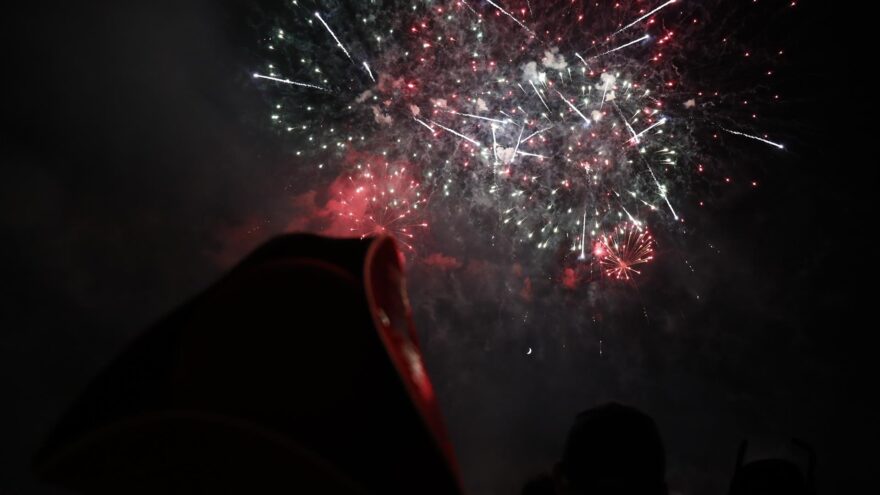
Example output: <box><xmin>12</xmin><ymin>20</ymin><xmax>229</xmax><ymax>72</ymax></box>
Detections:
<box><xmin>613</xmin><ymin>102</ymin><xmax>640</xmax><ymax>141</ymax></box>
<box><xmin>413</xmin><ymin>117</ymin><xmax>436</xmax><ymax>132</ymax></box>
<box><xmin>362</xmin><ymin>61</ymin><xmax>376</xmax><ymax>82</ymax></box>
<box><xmin>449</xmin><ymin>110</ymin><xmax>509</xmax><ymax>125</ymax></box>
<box><xmin>428</xmin><ymin>120</ymin><xmax>482</xmax><ymax>147</ymax></box>
<box><xmin>516</xmin><ymin>150</ymin><xmax>548</xmax><ymax>159</ymax></box>
<box><xmin>595</xmin><ymin>34</ymin><xmax>651</xmax><ymax>58</ymax></box>
<box><xmin>520</xmin><ymin>126</ymin><xmax>554</xmax><ymax>143</ymax></box>
<box><xmin>553</xmin><ymin>88</ymin><xmax>591</xmax><ymax>125</ymax></box>
<box><xmin>613</xmin><ymin>0</ymin><xmax>677</xmax><ymax>36</ymax></box>
<box><xmin>630</xmin><ymin>117</ymin><xmax>667</xmax><ymax>142</ymax></box>
<box><xmin>722</xmin><ymin>128</ymin><xmax>785</xmax><ymax>149</ymax></box>
<box><xmin>486</xmin><ymin>0</ymin><xmax>535</xmax><ymax>35</ymax></box>
<box><xmin>510</xmin><ymin>125</ymin><xmax>525</xmax><ymax>164</ymax></box>
<box><xmin>315</xmin><ymin>12</ymin><xmax>353</xmax><ymax>62</ymax></box>
<box><xmin>492</xmin><ymin>125</ymin><xmax>499</xmax><ymax>162</ymax></box>
<box><xmin>459</xmin><ymin>0</ymin><xmax>479</xmax><ymax>17</ymax></box>
<box><xmin>578</xmin><ymin>210</ymin><xmax>588</xmax><ymax>260</ymax></box>
<box><xmin>529</xmin><ymin>80</ymin><xmax>552</xmax><ymax>113</ymax></box>
<box><xmin>620</xmin><ymin>204</ymin><xmax>643</xmax><ymax>230</ymax></box>
<box><xmin>252</xmin><ymin>73</ymin><xmax>328</xmax><ymax>91</ymax></box>
<box><xmin>575</xmin><ymin>53</ymin><xmax>592</xmax><ymax>71</ymax></box>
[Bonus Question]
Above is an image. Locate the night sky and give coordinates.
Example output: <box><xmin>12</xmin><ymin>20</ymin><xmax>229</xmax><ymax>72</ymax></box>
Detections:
<box><xmin>2</xmin><ymin>1</ymin><xmax>870</xmax><ymax>494</ymax></box>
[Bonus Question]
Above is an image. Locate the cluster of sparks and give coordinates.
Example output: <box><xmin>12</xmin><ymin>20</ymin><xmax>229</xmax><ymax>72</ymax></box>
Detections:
<box><xmin>594</xmin><ymin>223</ymin><xmax>655</xmax><ymax>280</ymax></box>
<box><xmin>253</xmin><ymin>0</ymin><xmax>790</xmax><ymax>282</ymax></box>
<box><xmin>338</xmin><ymin>161</ymin><xmax>428</xmax><ymax>251</ymax></box>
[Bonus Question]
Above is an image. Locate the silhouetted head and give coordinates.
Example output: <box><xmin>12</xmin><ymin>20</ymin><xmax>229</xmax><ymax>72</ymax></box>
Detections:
<box><xmin>729</xmin><ymin>438</ymin><xmax>815</xmax><ymax>495</ymax></box>
<box><xmin>554</xmin><ymin>403</ymin><xmax>667</xmax><ymax>495</ymax></box>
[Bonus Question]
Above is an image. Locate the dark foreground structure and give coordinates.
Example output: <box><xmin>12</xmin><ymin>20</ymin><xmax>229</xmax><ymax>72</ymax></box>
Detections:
<box><xmin>35</xmin><ymin>234</ymin><xmax>462</xmax><ymax>494</ymax></box>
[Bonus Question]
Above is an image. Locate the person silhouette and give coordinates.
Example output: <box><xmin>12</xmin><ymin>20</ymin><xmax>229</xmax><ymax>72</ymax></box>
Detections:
<box><xmin>551</xmin><ymin>403</ymin><xmax>668</xmax><ymax>495</ymax></box>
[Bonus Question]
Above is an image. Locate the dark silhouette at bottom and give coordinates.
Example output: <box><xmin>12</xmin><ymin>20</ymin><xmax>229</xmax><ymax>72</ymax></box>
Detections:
<box><xmin>523</xmin><ymin>402</ymin><xmax>667</xmax><ymax>495</ymax></box>
<box><xmin>729</xmin><ymin>438</ymin><xmax>815</xmax><ymax>495</ymax></box>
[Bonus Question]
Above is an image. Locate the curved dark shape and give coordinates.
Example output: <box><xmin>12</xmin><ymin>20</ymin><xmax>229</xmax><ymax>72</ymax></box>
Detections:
<box><xmin>34</xmin><ymin>234</ymin><xmax>461</xmax><ymax>494</ymax></box>
<box><xmin>556</xmin><ymin>402</ymin><xmax>667</xmax><ymax>495</ymax></box>
<box><xmin>729</xmin><ymin>439</ymin><xmax>814</xmax><ymax>495</ymax></box>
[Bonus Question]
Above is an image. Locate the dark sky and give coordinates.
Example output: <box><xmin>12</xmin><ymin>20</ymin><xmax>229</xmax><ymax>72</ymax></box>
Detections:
<box><xmin>2</xmin><ymin>1</ymin><xmax>871</xmax><ymax>494</ymax></box>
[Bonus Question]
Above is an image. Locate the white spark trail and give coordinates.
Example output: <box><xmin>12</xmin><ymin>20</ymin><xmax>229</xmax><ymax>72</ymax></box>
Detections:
<box><xmin>413</xmin><ymin>117</ymin><xmax>436</xmax><ymax>132</ymax></box>
<box><xmin>460</xmin><ymin>0</ymin><xmax>479</xmax><ymax>16</ymax></box>
<box><xmin>594</xmin><ymin>34</ymin><xmax>651</xmax><ymax>58</ymax></box>
<box><xmin>579</xmin><ymin>210</ymin><xmax>587</xmax><ymax>260</ymax></box>
<box><xmin>575</xmin><ymin>53</ymin><xmax>593</xmax><ymax>72</ymax></box>
<box><xmin>630</xmin><ymin>118</ymin><xmax>667</xmax><ymax>142</ymax></box>
<box><xmin>529</xmin><ymin>81</ymin><xmax>551</xmax><ymax>113</ymax></box>
<box><xmin>486</xmin><ymin>0</ymin><xmax>535</xmax><ymax>35</ymax></box>
<box><xmin>516</xmin><ymin>150</ymin><xmax>548</xmax><ymax>159</ymax></box>
<box><xmin>428</xmin><ymin>120</ymin><xmax>482</xmax><ymax>147</ymax></box>
<box><xmin>252</xmin><ymin>73</ymin><xmax>328</xmax><ymax>91</ymax></box>
<box><xmin>362</xmin><ymin>61</ymin><xmax>376</xmax><ymax>82</ymax></box>
<box><xmin>661</xmin><ymin>194</ymin><xmax>678</xmax><ymax>220</ymax></box>
<box><xmin>448</xmin><ymin>110</ymin><xmax>509</xmax><ymax>125</ymax></box>
<box><xmin>492</xmin><ymin>125</ymin><xmax>499</xmax><ymax>162</ymax></box>
<box><xmin>613</xmin><ymin>103</ymin><xmax>639</xmax><ymax>141</ymax></box>
<box><xmin>613</xmin><ymin>0</ymin><xmax>677</xmax><ymax>36</ymax></box>
<box><xmin>553</xmin><ymin>89</ymin><xmax>591</xmax><ymax>125</ymax></box>
<box><xmin>649</xmin><ymin>166</ymin><xmax>678</xmax><ymax>219</ymax></box>
<box><xmin>510</xmin><ymin>125</ymin><xmax>525</xmax><ymax>164</ymax></box>
<box><xmin>520</xmin><ymin>126</ymin><xmax>554</xmax><ymax>143</ymax></box>
<box><xmin>620</xmin><ymin>205</ymin><xmax>643</xmax><ymax>230</ymax></box>
<box><xmin>315</xmin><ymin>12</ymin><xmax>353</xmax><ymax>62</ymax></box>
<box><xmin>636</xmin><ymin>155</ymin><xmax>679</xmax><ymax>220</ymax></box>
<box><xmin>722</xmin><ymin>128</ymin><xmax>785</xmax><ymax>149</ymax></box>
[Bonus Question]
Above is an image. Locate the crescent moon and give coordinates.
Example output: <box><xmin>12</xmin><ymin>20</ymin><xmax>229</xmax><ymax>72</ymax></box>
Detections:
<box><xmin>526</xmin><ymin>347</ymin><xmax>532</xmax><ymax>355</ymax></box>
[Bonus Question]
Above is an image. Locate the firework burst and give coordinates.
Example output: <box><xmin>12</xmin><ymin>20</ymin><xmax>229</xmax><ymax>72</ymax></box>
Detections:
<box><xmin>594</xmin><ymin>223</ymin><xmax>656</xmax><ymax>280</ymax></box>
<box><xmin>252</xmin><ymin>0</ymin><xmax>791</xmax><ymax>282</ymax></box>
<box><xmin>336</xmin><ymin>160</ymin><xmax>428</xmax><ymax>251</ymax></box>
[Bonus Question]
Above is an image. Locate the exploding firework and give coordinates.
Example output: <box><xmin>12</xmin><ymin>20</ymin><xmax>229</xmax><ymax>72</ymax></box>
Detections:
<box><xmin>335</xmin><ymin>160</ymin><xmax>428</xmax><ymax>251</ymax></box>
<box><xmin>594</xmin><ymin>223</ymin><xmax>655</xmax><ymax>280</ymax></box>
<box><xmin>252</xmin><ymin>0</ymin><xmax>791</xmax><ymax>280</ymax></box>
